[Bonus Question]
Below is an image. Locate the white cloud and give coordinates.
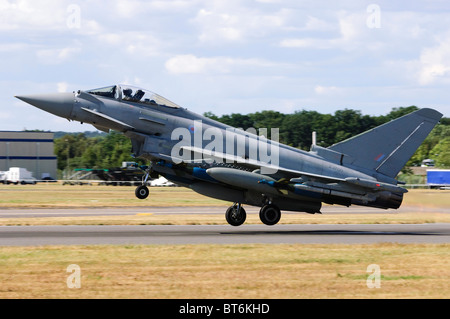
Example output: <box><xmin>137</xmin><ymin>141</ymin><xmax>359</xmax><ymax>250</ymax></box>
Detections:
<box><xmin>338</xmin><ymin>12</ymin><xmax>360</xmax><ymax>41</ymax></box>
<box><xmin>114</xmin><ymin>0</ymin><xmax>198</xmax><ymax>18</ymax></box>
<box><xmin>165</xmin><ymin>55</ymin><xmax>236</xmax><ymax>74</ymax></box>
<box><xmin>114</xmin><ymin>0</ymin><xmax>145</xmax><ymax>19</ymax></box>
<box><xmin>0</xmin><ymin>43</ymin><xmax>28</xmax><ymax>52</ymax></box>
<box><xmin>36</xmin><ymin>46</ymin><xmax>81</xmax><ymax>64</ymax></box>
<box><xmin>314</xmin><ymin>85</ymin><xmax>342</xmax><ymax>95</ymax></box>
<box><xmin>165</xmin><ymin>54</ymin><xmax>288</xmax><ymax>75</ymax></box>
<box><xmin>384</xmin><ymin>29</ymin><xmax>450</xmax><ymax>86</ymax></box>
<box><xmin>191</xmin><ymin>4</ymin><xmax>292</xmax><ymax>44</ymax></box>
<box><xmin>280</xmin><ymin>38</ymin><xmax>331</xmax><ymax>49</ymax></box>
<box><xmin>100</xmin><ymin>33</ymin><xmax>123</xmax><ymax>46</ymax></box>
<box><xmin>280</xmin><ymin>10</ymin><xmax>365</xmax><ymax>51</ymax></box>
<box><xmin>280</xmin><ymin>9</ymin><xmax>446</xmax><ymax>53</ymax></box>
<box><xmin>301</xmin><ymin>16</ymin><xmax>335</xmax><ymax>32</ymax></box>
<box><xmin>125</xmin><ymin>34</ymin><xmax>162</xmax><ymax>56</ymax></box>
<box><xmin>97</xmin><ymin>32</ymin><xmax>162</xmax><ymax>57</ymax></box>
<box><xmin>417</xmin><ymin>36</ymin><xmax>450</xmax><ymax>85</ymax></box>
<box><xmin>75</xmin><ymin>19</ymin><xmax>103</xmax><ymax>36</ymax></box>
<box><xmin>0</xmin><ymin>0</ymin><xmax>67</xmax><ymax>31</ymax></box>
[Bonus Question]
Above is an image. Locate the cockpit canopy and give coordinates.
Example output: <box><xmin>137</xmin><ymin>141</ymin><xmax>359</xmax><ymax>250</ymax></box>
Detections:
<box><xmin>86</xmin><ymin>84</ymin><xmax>180</xmax><ymax>109</ymax></box>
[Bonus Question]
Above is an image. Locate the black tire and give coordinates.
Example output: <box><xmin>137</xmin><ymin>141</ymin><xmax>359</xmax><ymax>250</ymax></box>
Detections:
<box><xmin>135</xmin><ymin>185</ymin><xmax>149</xmax><ymax>199</ymax></box>
<box><xmin>225</xmin><ymin>205</ymin><xmax>246</xmax><ymax>226</ymax></box>
<box><xmin>259</xmin><ymin>204</ymin><xmax>281</xmax><ymax>226</ymax></box>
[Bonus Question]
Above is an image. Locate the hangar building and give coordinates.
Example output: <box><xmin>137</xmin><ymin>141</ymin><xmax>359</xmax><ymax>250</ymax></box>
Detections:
<box><xmin>0</xmin><ymin>131</ymin><xmax>57</xmax><ymax>180</ymax></box>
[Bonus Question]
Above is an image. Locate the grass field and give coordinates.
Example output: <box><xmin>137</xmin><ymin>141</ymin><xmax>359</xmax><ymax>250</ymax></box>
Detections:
<box><xmin>0</xmin><ymin>183</ymin><xmax>228</xmax><ymax>208</ymax></box>
<box><xmin>0</xmin><ymin>184</ymin><xmax>449</xmax><ymax>299</ymax></box>
<box><xmin>0</xmin><ymin>243</ymin><xmax>448</xmax><ymax>299</ymax></box>
<box><xmin>1</xmin><ymin>210</ymin><xmax>450</xmax><ymax>226</ymax></box>
<box><xmin>0</xmin><ymin>183</ymin><xmax>449</xmax><ymax>209</ymax></box>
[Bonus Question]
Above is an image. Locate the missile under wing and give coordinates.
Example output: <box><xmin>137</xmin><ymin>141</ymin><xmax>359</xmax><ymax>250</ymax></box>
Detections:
<box><xmin>15</xmin><ymin>84</ymin><xmax>443</xmax><ymax>226</ymax></box>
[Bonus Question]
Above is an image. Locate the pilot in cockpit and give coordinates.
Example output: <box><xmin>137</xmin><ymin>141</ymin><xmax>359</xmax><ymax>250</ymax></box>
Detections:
<box><xmin>123</xmin><ymin>88</ymin><xmax>133</xmax><ymax>100</ymax></box>
<box><xmin>133</xmin><ymin>89</ymin><xmax>145</xmax><ymax>101</ymax></box>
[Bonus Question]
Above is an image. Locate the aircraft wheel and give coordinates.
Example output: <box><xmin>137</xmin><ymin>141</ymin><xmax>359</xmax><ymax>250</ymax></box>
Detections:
<box><xmin>135</xmin><ymin>185</ymin><xmax>149</xmax><ymax>199</ymax></box>
<box><xmin>225</xmin><ymin>205</ymin><xmax>246</xmax><ymax>226</ymax></box>
<box><xmin>259</xmin><ymin>204</ymin><xmax>281</xmax><ymax>226</ymax></box>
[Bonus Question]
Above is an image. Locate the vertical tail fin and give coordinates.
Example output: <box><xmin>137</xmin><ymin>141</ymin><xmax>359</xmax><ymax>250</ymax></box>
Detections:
<box><xmin>328</xmin><ymin>108</ymin><xmax>443</xmax><ymax>178</ymax></box>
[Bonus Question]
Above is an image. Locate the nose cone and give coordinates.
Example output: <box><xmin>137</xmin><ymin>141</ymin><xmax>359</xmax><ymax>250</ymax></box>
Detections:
<box><xmin>15</xmin><ymin>92</ymin><xmax>74</xmax><ymax>119</ymax></box>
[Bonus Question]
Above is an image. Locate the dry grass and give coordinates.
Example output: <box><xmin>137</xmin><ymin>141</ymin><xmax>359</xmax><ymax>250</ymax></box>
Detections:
<box><xmin>1</xmin><ymin>212</ymin><xmax>450</xmax><ymax>226</ymax></box>
<box><xmin>402</xmin><ymin>189</ymin><xmax>450</xmax><ymax>208</ymax></box>
<box><xmin>0</xmin><ymin>185</ymin><xmax>448</xmax><ymax>299</ymax></box>
<box><xmin>0</xmin><ymin>243</ymin><xmax>448</xmax><ymax>299</ymax></box>
<box><xmin>0</xmin><ymin>184</ymin><xmax>227</xmax><ymax>208</ymax></box>
<box><xmin>1</xmin><ymin>184</ymin><xmax>448</xmax><ymax>209</ymax></box>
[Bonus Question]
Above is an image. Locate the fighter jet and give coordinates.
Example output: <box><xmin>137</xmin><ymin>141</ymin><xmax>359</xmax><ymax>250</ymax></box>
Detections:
<box><xmin>16</xmin><ymin>84</ymin><xmax>443</xmax><ymax>226</ymax></box>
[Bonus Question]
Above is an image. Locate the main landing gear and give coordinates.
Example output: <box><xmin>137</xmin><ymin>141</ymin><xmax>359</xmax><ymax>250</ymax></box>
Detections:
<box><xmin>225</xmin><ymin>203</ymin><xmax>247</xmax><ymax>226</ymax></box>
<box><xmin>225</xmin><ymin>202</ymin><xmax>282</xmax><ymax>226</ymax></box>
<box><xmin>259</xmin><ymin>204</ymin><xmax>281</xmax><ymax>226</ymax></box>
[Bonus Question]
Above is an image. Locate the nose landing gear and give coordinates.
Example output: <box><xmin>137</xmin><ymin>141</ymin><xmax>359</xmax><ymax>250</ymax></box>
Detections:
<box><xmin>135</xmin><ymin>184</ymin><xmax>149</xmax><ymax>199</ymax></box>
<box><xmin>135</xmin><ymin>166</ymin><xmax>151</xmax><ymax>200</ymax></box>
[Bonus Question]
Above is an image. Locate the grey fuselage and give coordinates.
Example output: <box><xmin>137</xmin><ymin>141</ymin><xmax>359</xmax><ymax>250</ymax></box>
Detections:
<box><xmin>17</xmin><ymin>84</ymin><xmax>441</xmax><ymax>214</ymax></box>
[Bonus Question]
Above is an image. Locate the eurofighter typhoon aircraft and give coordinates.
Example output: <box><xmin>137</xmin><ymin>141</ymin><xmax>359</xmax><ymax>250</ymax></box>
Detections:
<box><xmin>16</xmin><ymin>85</ymin><xmax>442</xmax><ymax>226</ymax></box>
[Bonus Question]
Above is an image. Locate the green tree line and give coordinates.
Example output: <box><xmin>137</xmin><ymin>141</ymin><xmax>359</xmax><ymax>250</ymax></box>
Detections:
<box><xmin>54</xmin><ymin>106</ymin><xmax>449</xmax><ymax>174</ymax></box>
<box><xmin>54</xmin><ymin>131</ymin><xmax>145</xmax><ymax>171</ymax></box>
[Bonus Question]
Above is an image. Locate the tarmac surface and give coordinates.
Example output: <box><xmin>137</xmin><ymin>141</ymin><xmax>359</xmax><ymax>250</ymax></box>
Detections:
<box><xmin>0</xmin><ymin>206</ymin><xmax>449</xmax><ymax>246</ymax></box>
<box><xmin>0</xmin><ymin>223</ymin><xmax>449</xmax><ymax>246</ymax></box>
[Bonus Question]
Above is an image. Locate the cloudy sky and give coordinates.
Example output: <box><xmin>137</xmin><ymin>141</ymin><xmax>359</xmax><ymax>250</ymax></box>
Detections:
<box><xmin>1</xmin><ymin>0</ymin><xmax>450</xmax><ymax>132</ymax></box>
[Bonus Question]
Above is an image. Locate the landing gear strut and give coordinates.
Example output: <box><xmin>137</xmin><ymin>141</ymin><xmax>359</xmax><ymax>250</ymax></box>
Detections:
<box><xmin>135</xmin><ymin>166</ymin><xmax>151</xmax><ymax>200</ymax></box>
<box><xmin>259</xmin><ymin>204</ymin><xmax>281</xmax><ymax>226</ymax></box>
<box><xmin>225</xmin><ymin>203</ymin><xmax>247</xmax><ymax>226</ymax></box>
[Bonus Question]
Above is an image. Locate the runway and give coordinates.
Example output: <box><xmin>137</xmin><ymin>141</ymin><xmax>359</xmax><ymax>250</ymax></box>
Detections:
<box><xmin>0</xmin><ymin>223</ymin><xmax>449</xmax><ymax>246</ymax></box>
<box><xmin>0</xmin><ymin>206</ymin><xmax>449</xmax><ymax>246</ymax></box>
